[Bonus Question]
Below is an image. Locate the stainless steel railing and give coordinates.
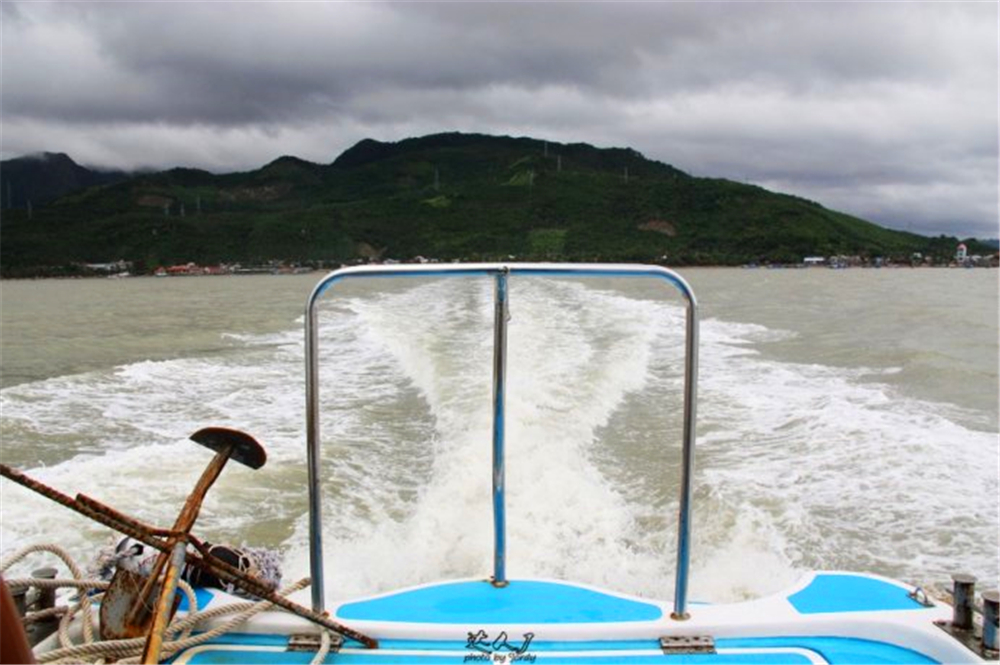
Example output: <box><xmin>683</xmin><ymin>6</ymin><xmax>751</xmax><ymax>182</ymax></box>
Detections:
<box><xmin>304</xmin><ymin>263</ymin><xmax>699</xmax><ymax>619</ymax></box>
<box><xmin>491</xmin><ymin>268</ymin><xmax>510</xmax><ymax>588</ymax></box>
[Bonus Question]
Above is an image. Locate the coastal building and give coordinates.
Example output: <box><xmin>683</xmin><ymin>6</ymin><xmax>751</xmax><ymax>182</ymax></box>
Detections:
<box><xmin>83</xmin><ymin>260</ymin><xmax>131</xmax><ymax>274</ymax></box>
<box><xmin>955</xmin><ymin>243</ymin><xmax>968</xmax><ymax>262</ymax></box>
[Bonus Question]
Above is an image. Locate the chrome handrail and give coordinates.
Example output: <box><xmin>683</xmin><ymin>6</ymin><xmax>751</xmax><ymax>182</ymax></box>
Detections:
<box><xmin>304</xmin><ymin>263</ymin><xmax>699</xmax><ymax>619</ymax></box>
<box><xmin>491</xmin><ymin>268</ymin><xmax>510</xmax><ymax>587</ymax></box>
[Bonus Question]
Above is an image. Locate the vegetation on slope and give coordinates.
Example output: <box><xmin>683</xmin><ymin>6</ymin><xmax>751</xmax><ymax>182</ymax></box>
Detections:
<box><xmin>0</xmin><ymin>133</ymin><xmax>989</xmax><ymax>276</ymax></box>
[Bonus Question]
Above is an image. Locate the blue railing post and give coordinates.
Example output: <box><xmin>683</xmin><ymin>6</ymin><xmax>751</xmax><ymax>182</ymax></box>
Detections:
<box><xmin>491</xmin><ymin>268</ymin><xmax>510</xmax><ymax>587</ymax></box>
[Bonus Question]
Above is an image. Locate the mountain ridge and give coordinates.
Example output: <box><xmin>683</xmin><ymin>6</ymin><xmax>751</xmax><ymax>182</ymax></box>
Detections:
<box><xmin>1</xmin><ymin>133</ymin><xmax>989</xmax><ymax>276</ymax></box>
<box><xmin>0</xmin><ymin>152</ymin><xmax>129</xmax><ymax>210</ymax></box>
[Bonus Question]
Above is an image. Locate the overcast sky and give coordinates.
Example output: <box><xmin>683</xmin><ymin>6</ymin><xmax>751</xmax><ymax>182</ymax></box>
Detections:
<box><xmin>2</xmin><ymin>2</ymin><xmax>997</xmax><ymax>238</ymax></box>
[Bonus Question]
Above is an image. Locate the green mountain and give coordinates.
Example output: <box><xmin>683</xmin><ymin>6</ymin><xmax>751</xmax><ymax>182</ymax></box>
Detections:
<box><xmin>0</xmin><ymin>152</ymin><xmax>128</xmax><ymax>210</ymax></box>
<box><xmin>0</xmin><ymin>133</ymin><xmax>985</xmax><ymax>276</ymax></box>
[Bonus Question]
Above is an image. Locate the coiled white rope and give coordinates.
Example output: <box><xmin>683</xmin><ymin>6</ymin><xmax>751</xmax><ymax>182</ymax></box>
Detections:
<box><xmin>2</xmin><ymin>544</ymin><xmax>336</xmax><ymax>665</ymax></box>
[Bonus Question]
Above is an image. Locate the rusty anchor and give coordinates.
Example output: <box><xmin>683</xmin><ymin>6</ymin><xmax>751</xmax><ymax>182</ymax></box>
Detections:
<box><xmin>118</xmin><ymin>427</ymin><xmax>267</xmax><ymax>664</ymax></box>
<box><xmin>0</xmin><ymin>427</ymin><xmax>378</xmax><ymax>662</ymax></box>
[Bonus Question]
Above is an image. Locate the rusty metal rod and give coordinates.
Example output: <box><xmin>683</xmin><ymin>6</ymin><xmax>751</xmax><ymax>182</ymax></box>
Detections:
<box><xmin>75</xmin><ymin>494</ymin><xmax>180</xmax><ymax>539</ymax></box>
<box><xmin>141</xmin><ymin>542</ymin><xmax>186</xmax><ymax>664</ymax></box>
<box><xmin>24</xmin><ymin>503</ymin><xmax>276</xmax><ymax>616</ymax></box>
<box><xmin>182</xmin><ymin>536</ymin><xmax>378</xmax><ymax>648</ymax></box>
<box><xmin>2</xmin><ymin>464</ymin><xmax>88</xmax><ymax>516</ymax></box>
<box><xmin>77</xmin><ymin>500</ymin><xmax>375</xmax><ymax>647</ymax></box>
<box><xmin>0</xmin><ymin>464</ymin><xmax>378</xmax><ymax>649</ymax></box>
<box><xmin>76</xmin><ymin>504</ymin><xmax>170</xmax><ymax>551</ymax></box>
<box><xmin>1</xmin><ymin>465</ymin><xmax>172</xmax><ymax>549</ymax></box>
<box><xmin>131</xmin><ymin>445</ymin><xmax>234</xmax><ymax>629</ymax></box>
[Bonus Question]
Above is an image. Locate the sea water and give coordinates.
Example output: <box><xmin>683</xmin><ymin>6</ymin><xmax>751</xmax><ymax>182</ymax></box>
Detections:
<box><xmin>1</xmin><ymin>269</ymin><xmax>996</xmax><ymax>603</ymax></box>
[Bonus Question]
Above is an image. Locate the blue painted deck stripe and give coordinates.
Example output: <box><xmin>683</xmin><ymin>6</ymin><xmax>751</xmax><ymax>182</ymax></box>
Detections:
<box><xmin>177</xmin><ymin>587</ymin><xmax>215</xmax><ymax>613</ymax></box>
<box><xmin>178</xmin><ymin>635</ymin><xmax>938</xmax><ymax>664</ymax></box>
<box><xmin>327</xmin><ymin>654</ymin><xmax>812</xmax><ymax>664</ymax></box>
<box><xmin>336</xmin><ymin>580</ymin><xmax>663</xmax><ymax>624</ymax></box>
<box><xmin>182</xmin><ymin>649</ymin><xmax>814</xmax><ymax>664</ymax></box>
<box><xmin>724</xmin><ymin>637</ymin><xmax>936</xmax><ymax>664</ymax></box>
<box><xmin>788</xmin><ymin>575</ymin><xmax>924</xmax><ymax>614</ymax></box>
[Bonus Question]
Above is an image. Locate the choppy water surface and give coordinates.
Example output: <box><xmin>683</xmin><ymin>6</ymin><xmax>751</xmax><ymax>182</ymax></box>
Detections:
<box><xmin>1</xmin><ymin>269</ymin><xmax>996</xmax><ymax>603</ymax></box>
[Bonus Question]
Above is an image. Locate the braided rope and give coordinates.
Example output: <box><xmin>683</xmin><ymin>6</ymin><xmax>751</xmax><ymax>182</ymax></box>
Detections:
<box><xmin>3</xmin><ymin>544</ymin><xmax>100</xmax><ymax>648</ymax></box>
<box><xmin>4</xmin><ymin>545</ymin><xmax>320</xmax><ymax>664</ymax></box>
<box><xmin>4</xmin><ymin>578</ymin><xmax>110</xmax><ymax>592</ymax></box>
<box><xmin>174</xmin><ymin>579</ymin><xmax>198</xmax><ymax>642</ymax></box>
<box><xmin>311</xmin><ymin>630</ymin><xmax>335</xmax><ymax>665</ymax></box>
<box><xmin>20</xmin><ymin>605</ymin><xmax>70</xmax><ymax>623</ymax></box>
<box><xmin>1</xmin><ymin>543</ymin><xmax>86</xmax><ymax>579</ymax></box>
<box><xmin>37</xmin><ymin>578</ymin><xmax>311</xmax><ymax>664</ymax></box>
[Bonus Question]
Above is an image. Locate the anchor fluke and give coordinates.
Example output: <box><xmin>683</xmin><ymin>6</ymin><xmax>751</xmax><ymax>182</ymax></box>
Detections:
<box><xmin>190</xmin><ymin>427</ymin><xmax>267</xmax><ymax>470</ymax></box>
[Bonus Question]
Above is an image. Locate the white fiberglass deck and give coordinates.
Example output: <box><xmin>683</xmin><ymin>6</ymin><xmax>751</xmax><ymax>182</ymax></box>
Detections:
<box><xmin>167</xmin><ymin>572</ymin><xmax>980</xmax><ymax>664</ymax></box>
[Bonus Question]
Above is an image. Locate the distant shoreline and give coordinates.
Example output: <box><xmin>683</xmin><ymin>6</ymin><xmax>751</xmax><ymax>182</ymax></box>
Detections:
<box><xmin>3</xmin><ymin>261</ymin><xmax>996</xmax><ymax>281</ymax></box>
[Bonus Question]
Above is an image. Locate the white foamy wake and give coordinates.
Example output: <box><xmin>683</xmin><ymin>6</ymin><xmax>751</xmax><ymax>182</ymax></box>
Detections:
<box><xmin>1</xmin><ymin>340</ymin><xmax>307</xmax><ymax>571</ymax></box>
<box><xmin>2</xmin><ymin>277</ymin><xmax>995</xmax><ymax>606</ymax></box>
<box><xmin>690</xmin><ymin>313</ymin><xmax>999</xmax><ymax>595</ymax></box>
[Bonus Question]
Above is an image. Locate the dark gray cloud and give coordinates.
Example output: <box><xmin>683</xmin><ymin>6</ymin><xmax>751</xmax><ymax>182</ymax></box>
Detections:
<box><xmin>2</xmin><ymin>1</ymin><xmax>996</xmax><ymax>238</ymax></box>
